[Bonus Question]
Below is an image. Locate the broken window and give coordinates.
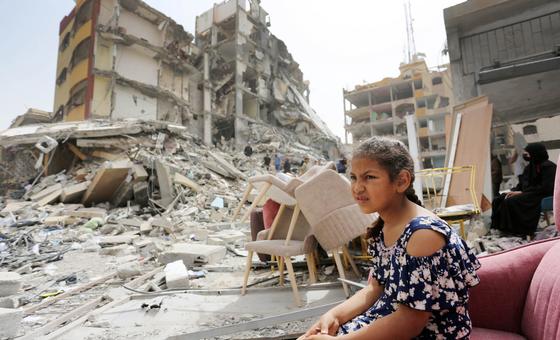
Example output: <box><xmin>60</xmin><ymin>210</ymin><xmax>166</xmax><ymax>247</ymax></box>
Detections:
<box><xmin>70</xmin><ymin>37</ymin><xmax>91</xmax><ymax>69</ymax></box>
<box><xmin>523</xmin><ymin>125</ymin><xmax>537</xmax><ymax>135</ymax></box>
<box><xmin>432</xmin><ymin>77</ymin><xmax>443</xmax><ymax>85</ymax></box>
<box><xmin>73</xmin><ymin>0</ymin><xmax>93</xmax><ymax>33</ymax></box>
<box><xmin>67</xmin><ymin>80</ymin><xmax>88</xmax><ymax>109</ymax></box>
<box><xmin>56</xmin><ymin>68</ymin><xmax>67</xmax><ymax>86</ymax></box>
<box><xmin>59</xmin><ymin>32</ymin><xmax>70</xmax><ymax>52</ymax></box>
<box><xmin>438</xmin><ymin>97</ymin><xmax>449</xmax><ymax>108</ymax></box>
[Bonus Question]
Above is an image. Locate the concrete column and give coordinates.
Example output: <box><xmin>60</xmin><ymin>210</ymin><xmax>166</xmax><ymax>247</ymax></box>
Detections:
<box><xmin>203</xmin><ymin>53</ymin><xmax>212</xmax><ymax>146</ymax></box>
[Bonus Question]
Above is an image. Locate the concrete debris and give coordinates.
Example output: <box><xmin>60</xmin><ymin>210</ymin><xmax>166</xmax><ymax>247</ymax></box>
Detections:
<box><xmin>0</xmin><ymin>307</ymin><xmax>23</xmax><ymax>338</ymax></box>
<box><xmin>158</xmin><ymin>243</ymin><xmax>227</xmax><ymax>266</ymax></box>
<box><xmin>164</xmin><ymin>260</ymin><xmax>190</xmax><ymax>289</ymax></box>
<box><xmin>0</xmin><ymin>272</ymin><xmax>22</xmax><ymax>297</ymax></box>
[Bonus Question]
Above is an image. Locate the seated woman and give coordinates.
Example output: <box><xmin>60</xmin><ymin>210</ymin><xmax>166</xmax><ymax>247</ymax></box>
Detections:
<box><xmin>300</xmin><ymin>137</ymin><xmax>480</xmax><ymax>339</ymax></box>
<box><xmin>491</xmin><ymin>142</ymin><xmax>557</xmax><ymax>236</ymax></box>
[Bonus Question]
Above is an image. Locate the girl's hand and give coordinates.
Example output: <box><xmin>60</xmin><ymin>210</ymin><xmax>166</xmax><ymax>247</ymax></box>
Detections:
<box><xmin>301</xmin><ymin>312</ymin><xmax>340</xmax><ymax>338</ymax></box>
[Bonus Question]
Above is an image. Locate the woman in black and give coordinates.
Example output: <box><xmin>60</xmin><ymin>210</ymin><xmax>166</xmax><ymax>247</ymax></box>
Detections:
<box><xmin>491</xmin><ymin>143</ymin><xmax>556</xmax><ymax>236</ymax></box>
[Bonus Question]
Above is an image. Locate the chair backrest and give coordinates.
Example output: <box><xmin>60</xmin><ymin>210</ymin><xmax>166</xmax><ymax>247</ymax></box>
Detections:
<box><xmin>416</xmin><ymin>165</ymin><xmax>480</xmax><ymax>212</ymax></box>
<box><xmin>295</xmin><ymin>169</ymin><xmax>375</xmax><ymax>250</ymax></box>
<box><xmin>268</xmin><ymin>205</ymin><xmax>312</xmax><ymax>242</ymax></box>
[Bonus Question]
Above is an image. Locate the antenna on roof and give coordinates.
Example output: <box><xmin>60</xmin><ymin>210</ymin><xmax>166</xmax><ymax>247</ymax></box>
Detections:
<box><xmin>404</xmin><ymin>0</ymin><xmax>417</xmax><ymax>64</ymax></box>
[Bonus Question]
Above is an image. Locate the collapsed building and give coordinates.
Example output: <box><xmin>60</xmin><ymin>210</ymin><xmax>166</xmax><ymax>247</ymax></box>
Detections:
<box><xmin>444</xmin><ymin>0</ymin><xmax>560</xmax><ymax>180</ymax></box>
<box><xmin>343</xmin><ymin>59</ymin><xmax>455</xmax><ymax>169</ymax></box>
<box><xmin>50</xmin><ymin>0</ymin><xmax>339</xmax><ymax>158</ymax></box>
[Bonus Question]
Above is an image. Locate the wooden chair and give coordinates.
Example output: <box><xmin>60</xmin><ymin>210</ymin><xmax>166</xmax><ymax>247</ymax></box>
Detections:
<box><xmin>416</xmin><ymin>165</ymin><xmax>481</xmax><ymax>239</ymax></box>
<box><xmin>241</xmin><ymin>205</ymin><xmax>317</xmax><ymax>307</ymax></box>
<box><xmin>294</xmin><ymin>169</ymin><xmax>376</xmax><ymax>297</ymax></box>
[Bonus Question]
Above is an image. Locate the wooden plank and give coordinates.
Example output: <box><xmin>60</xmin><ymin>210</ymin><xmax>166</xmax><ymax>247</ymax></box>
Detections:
<box><xmin>60</xmin><ymin>181</ymin><xmax>90</xmax><ymax>203</ymax></box>
<box><xmin>174</xmin><ymin>172</ymin><xmax>201</xmax><ymax>192</ymax></box>
<box><xmin>92</xmin><ymin>150</ymin><xmax>126</xmax><ymax>161</ymax></box>
<box><xmin>167</xmin><ymin>301</ymin><xmax>343</xmax><ymax>340</ymax></box>
<box><xmin>82</xmin><ymin>166</ymin><xmax>130</xmax><ymax>206</ymax></box>
<box><xmin>447</xmin><ymin>98</ymin><xmax>493</xmax><ymax>207</ymax></box>
<box><xmin>67</xmin><ymin>143</ymin><xmax>88</xmax><ymax>161</ymax></box>
<box><xmin>24</xmin><ymin>271</ymin><xmax>116</xmax><ymax>315</ymax></box>
<box><xmin>20</xmin><ymin>296</ymin><xmax>107</xmax><ymax>339</ymax></box>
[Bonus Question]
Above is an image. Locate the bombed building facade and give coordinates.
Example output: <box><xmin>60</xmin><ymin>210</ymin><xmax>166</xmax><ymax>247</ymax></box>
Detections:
<box><xmin>52</xmin><ymin>0</ymin><xmax>339</xmax><ymax>156</ymax></box>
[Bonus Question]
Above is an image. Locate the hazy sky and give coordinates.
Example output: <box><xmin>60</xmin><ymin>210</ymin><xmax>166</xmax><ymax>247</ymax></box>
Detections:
<box><xmin>0</xmin><ymin>0</ymin><xmax>465</xmax><ymax>140</ymax></box>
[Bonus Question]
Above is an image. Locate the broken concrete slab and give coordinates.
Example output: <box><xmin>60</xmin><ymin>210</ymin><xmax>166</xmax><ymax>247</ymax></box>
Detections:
<box><xmin>36</xmin><ymin>188</ymin><xmax>63</xmax><ymax>207</ymax></box>
<box><xmin>0</xmin><ymin>296</ymin><xmax>19</xmax><ymax>309</ymax></box>
<box><xmin>208</xmin><ymin>229</ymin><xmax>247</xmax><ymax>245</ymax></box>
<box><xmin>164</xmin><ymin>260</ymin><xmax>189</xmax><ymax>289</ymax></box>
<box><xmin>112</xmin><ymin>180</ymin><xmax>134</xmax><ymax>207</ymax></box>
<box><xmin>155</xmin><ymin>160</ymin><xmax>175</xmax><ymax>206</ymax></box>
<box><xmin>68</xmin><ymin>207</ymin><xmax>107</xmax><ymax>219</ymax></box>
<box><xmin>140</xmin><ymin>221</ymin><xmax>153</xmax><ymax>234</ymax></box>
<box><xmin>119</xmin><ymin>219</ymin><xmax>144</xmax><ymax>227</ymax></box>
<box><xmin>117</xmin><ymin>261</ymin><xmax>142</xmax><ymax>279</ymax></box>
<box><xmin>132</xmin><ymin>164</ymin><xmax>148</xmax><ymax>181</ymax></box>
<box><xmin>92</xmin><ymin>150</ymin><xmax>126</xmax><ymax>161</ymax></box>
<box><xmin>174</xmin><ymin>172</ymin><xmax>201</xmax><ymax>192</ymax></box>
<box><xmin>0</xmin><ymin>272</ymin><xmax>22</xmax><ymax>297</ymax></box>
<box><xmin>158</xmin><ymin>243</ymin><xmax>226</xmax><ymax>266</ymax></box>
<box><xmin>98</xmin><ymin>244</ymin><xmax>136</xmax><ymax>256</ymax></box>
<box><xmin>82</xmin><ymin>165</ymin><xmax>131</xmax><ymax>206</ymax></box>
<box><xmin>98</xmin><ymin>235</ymin><xmax>137</xmax><ymax>247</ymax></box>
<box><xmin>30</xmin><ymin>183</ymin><xmax>63</xmax><ymax>202</ymax></box>
<box><xmin>60</xmin><ymin>181</ymin><xmax>90</xmax><ymax>203</ymax></box>
<box><xmin>0</xmin><ymin>307</ymin><xmax>23</xmax><ymax>338</ymax></box>
<box><xmin>0</xmin><ymin>202</ymin><xmax>32</xmax><ymax>216</ymax></box>
<box><xmin>44</xmin><ymin>215</ymin><xmax>80</xmax><ymax>226</ymax></box>
<box><xmin>133</xmin><ymin>181</ymin><xmax>149</xmax><ymax>205</ymax></box>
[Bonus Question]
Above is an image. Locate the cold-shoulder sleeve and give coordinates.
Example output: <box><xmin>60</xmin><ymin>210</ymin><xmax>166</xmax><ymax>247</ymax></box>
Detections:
<box><xmin>389</xmin><ymin>218</ymin><xmax>480</xmax><ymax>311</ymax></box>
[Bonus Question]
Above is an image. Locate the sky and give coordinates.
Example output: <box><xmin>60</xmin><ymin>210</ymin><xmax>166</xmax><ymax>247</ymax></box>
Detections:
<box><xmin>0</xmin><ymin>0</ymin><xmax>465</xmax><ymax>140</ymax></box>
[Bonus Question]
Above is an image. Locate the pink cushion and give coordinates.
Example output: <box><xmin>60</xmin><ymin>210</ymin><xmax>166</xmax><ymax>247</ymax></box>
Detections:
<box><xmin>469</xmin><ymin>237</ymin><xmax>560</xmax><ymax>334</ymax></box>
<box><xmin>262</xmin><ymin>199</ymin><xmax>280</xmax><ymax>229</ymax></box>
<box><xmin>471</xmin><ymin>327</ymin><xmax>526</xmax><ymax>340</ymax></box>
<box><xmin>521</xmin><ymin>242</ymin><xmax>560</xmax><ymax>340</ymax></box>
<box><xmin>554</xmin><ymin>154</ymin><xmax>560</xmax><ymax>231</ymax></box>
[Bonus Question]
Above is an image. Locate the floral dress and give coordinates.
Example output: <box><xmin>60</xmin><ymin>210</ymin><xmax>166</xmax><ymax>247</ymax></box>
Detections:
<box><xmin>338</xmin><ymin>216</ymin><xmax>481</xmax><ymax>339</ymax></box>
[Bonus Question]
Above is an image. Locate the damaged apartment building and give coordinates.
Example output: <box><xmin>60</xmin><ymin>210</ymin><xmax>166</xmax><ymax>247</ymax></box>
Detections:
<box><xmin>343</xmin><ymin>59</ymin><xmax>455</xmax><ymax>169</ymax></box>
<box><xmin>52</xmin><ymin>0</ymin><xmax>338</xmax><ymax>156</ymax></box>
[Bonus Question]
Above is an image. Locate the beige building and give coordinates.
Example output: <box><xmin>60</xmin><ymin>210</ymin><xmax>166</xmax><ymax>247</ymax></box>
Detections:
<box><xmin>53</xmin><ymin>0</ymin><xmax>338</xmax><ymax>154</ymax></box>
<box><xmin>343</xmin><ymin>59</ymin><xmax>455</xmax><ymax>169</ymax></box>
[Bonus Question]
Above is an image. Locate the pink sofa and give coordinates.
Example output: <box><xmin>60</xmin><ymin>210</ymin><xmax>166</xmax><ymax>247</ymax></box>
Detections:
<box><xmin>469</xmin><ymin>236</ymin><xmax>560</xmax><ymax>339</ymax></box>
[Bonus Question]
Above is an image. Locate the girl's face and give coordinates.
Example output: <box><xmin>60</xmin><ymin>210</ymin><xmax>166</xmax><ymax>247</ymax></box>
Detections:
<box><xmin>350</xmin><ymin>157</ymin><xmax>400</xmax><ymax>214</ymax></box>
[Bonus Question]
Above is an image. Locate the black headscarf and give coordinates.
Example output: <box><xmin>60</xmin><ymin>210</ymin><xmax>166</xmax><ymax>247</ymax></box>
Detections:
<box><xmin>524</xmin><ymin>143</ymin><xmax>549</xmax><ymax>164</ymax></box>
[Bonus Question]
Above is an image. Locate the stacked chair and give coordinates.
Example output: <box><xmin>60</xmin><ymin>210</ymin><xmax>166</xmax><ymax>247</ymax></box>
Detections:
<box><xmin>237</xmin><ymin>164</ymin><xmax>375</xmax><ymax>306</ymax></box>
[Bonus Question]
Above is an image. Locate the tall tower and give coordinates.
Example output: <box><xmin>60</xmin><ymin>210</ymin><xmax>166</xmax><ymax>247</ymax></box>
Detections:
<box><xmin>404</xmin><ymin>0</ymin><xmax>417</xmax><ymax>64</ymax></box>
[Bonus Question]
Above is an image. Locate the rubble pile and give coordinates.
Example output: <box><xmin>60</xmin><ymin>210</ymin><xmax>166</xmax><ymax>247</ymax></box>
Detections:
<box><xmin>0</xmin><ymin>119</ymin><xmax>331</xmax><ymax>337</ymax></box>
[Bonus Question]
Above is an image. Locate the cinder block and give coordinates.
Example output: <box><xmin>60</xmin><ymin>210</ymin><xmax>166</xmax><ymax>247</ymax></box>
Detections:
<box><xmin>158</xmin><ymin>243</ymin><xmax>226</xmax><ymax>266</ymax></box>
<box><xmin>164</xmin><ymin>260</ymin><xmax>189</xmax><ymax>289</ymax></box>
<box><xmin>0</xmin><ymin>272</ymin><xmax>22</xmax><ymax>297</ymax></box>
<box><xmin>0</xmin><ymin>308</ymin><xmax>23</xmax><ymax>338</ymax></box>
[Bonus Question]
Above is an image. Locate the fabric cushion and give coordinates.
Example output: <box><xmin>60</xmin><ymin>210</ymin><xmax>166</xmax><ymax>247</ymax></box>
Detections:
<box><xmin>471</xmin><ymin>327</ymin><xmax>526</xmax><ymax>340</ymax></box>
<box><xmin>469</xmin><ymin>237</ymin><xmax>560</xmax><ymax>333</ymax></box>
<box><xmin>521</xmin><ymin>241</ymin><xmax>560</xmax><ymax>340</ymax></box>
<box><xmin>245</xmin><ymin>237</ymin><xmax>317</xmax><ymax>257</ymax></box>
<box><xmin>262</xmin><ymin>199</ymin><xmax>281</xmax><ymax>229</ymax></box>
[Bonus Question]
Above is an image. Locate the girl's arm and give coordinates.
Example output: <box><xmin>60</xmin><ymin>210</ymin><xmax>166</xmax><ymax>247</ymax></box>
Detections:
<box><xmin>328</xmin><ymin>278</ymin><xmax>384</xmax><ymax>325</ymax></box>
<box><xmin>301</xmin><ymin>278</ymin><xmax>384</xmax><ymax>337</ymax></box>
<box><xmin>338</xmin><ymin>304</ymin><xmax>431</xmax><ymax>340</ymax></box>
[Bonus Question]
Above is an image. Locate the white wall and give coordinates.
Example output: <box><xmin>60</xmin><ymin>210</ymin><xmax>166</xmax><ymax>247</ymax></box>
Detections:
<box><xmin>116</xmin><ymin>45</ymin><xmax>158</xmax><ymax>86</ymax></box>
<box><xmin>120</xmin><ymin>9</ymin><xmax>163</xmax><ymax>47</ymax></box>
<box><xmin>113</xmin><ymin>85</ymin><xmax>157</xmax><ymax>120</ymax></box>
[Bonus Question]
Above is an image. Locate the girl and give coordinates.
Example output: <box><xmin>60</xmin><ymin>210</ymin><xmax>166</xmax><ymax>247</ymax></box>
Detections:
<box><xmin>300</xmin><ymin>137</ymin><xmax>480</xmax><ymax>339</ymax></box>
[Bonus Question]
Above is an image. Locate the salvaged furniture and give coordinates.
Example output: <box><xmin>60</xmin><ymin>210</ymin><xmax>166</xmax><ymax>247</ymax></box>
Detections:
<box><xmin>469</xmin><ymin>236</ymin><xmax>560</xmax><ymax>340</ymax></box>
<box><xmin>295</xmin><ymin>169</ymin><xmax>376</xmax><ymax>297</ymax></box>
<box><xmin>416</xmin><ymin>165</ymin><xmax>481</xmax><ymax>238</ymax></box>
<box><xmin>241</xmin><ymin>204</ymin><xmax>317</xmax><ymax>307</ymax></box>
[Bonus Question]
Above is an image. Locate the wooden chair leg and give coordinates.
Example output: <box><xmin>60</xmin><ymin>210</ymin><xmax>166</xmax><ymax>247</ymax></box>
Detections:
<box><xmin>306</xmin><ymin>253</ymin><xmax>317</xmax><ymax>284</ymax></box>
<box><xmin>284</xmin><ymin>257</ymin><xmax>302</xmax><ymax>307</ymax></box>
<box><xmin>342</xmin><ymin>246</ymin><xmax>360</xmax><ymax>277</ymax></box>
<box><xmin>459</xmin><ymin>220</ymin><xmax>466</xmax><ymax>239</ymax></box>
<box><xmin>241</xmin><ymin>250</ymin><xmax>254</xmax><ymax>295</ymax></box>
<box><xmin>332</xmin><ymin>247</ymin><xmax>350</xmax><ymax>298</ymax></box>
<box><xmin>278</xmin><ymin>257</ymin><xmax>285</xmax><ymax>286</ymax></box>
<box><xmin>231</xmin><ymin>183</ymin><xmax>253</xmax><ymax>222</ymax></box>
<box><xmin>241</xmin><ymin>183</ymin><xmax>271</xmax><ymax>223</ymax></box>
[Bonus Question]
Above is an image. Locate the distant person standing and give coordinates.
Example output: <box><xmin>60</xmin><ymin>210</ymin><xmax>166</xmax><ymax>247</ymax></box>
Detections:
<box><xmin>244</xmin><ymin>144</ymin><xmax>253</xmax><ymax>157</ymax></box>
<box><xmin>491</xmin><ymin>154</ymin><xmax>503</xmax><ymax>199</ymax></box>
<box><xmin>274</xmin><ymin>154</ymin><xmax>281</xmax><ymax>172</ymax></box>
<box><xmin>299</xmin><ymin>157</ymin><xmax>310</xmax><ymax>175</ymax></box>
<box><xmin>283</xmin><ymin>157</ymin><xmax>291</xmax><ymax>173</ymax></box>
<box><xmin>336</xmin><ymin>158</ymin><xmax>347</xmax><ymax>174</ymax></box>
<box><xmin>263</xmin><ymin>154</ymin><xmax>271</xmax><ymax>170</ymax></box>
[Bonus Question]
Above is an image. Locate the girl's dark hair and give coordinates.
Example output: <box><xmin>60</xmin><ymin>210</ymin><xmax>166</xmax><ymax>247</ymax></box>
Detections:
<box><xmin>352</xmin><ymin>136</ymin><xmax>422</xmax><ymax>239</ymax></box>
